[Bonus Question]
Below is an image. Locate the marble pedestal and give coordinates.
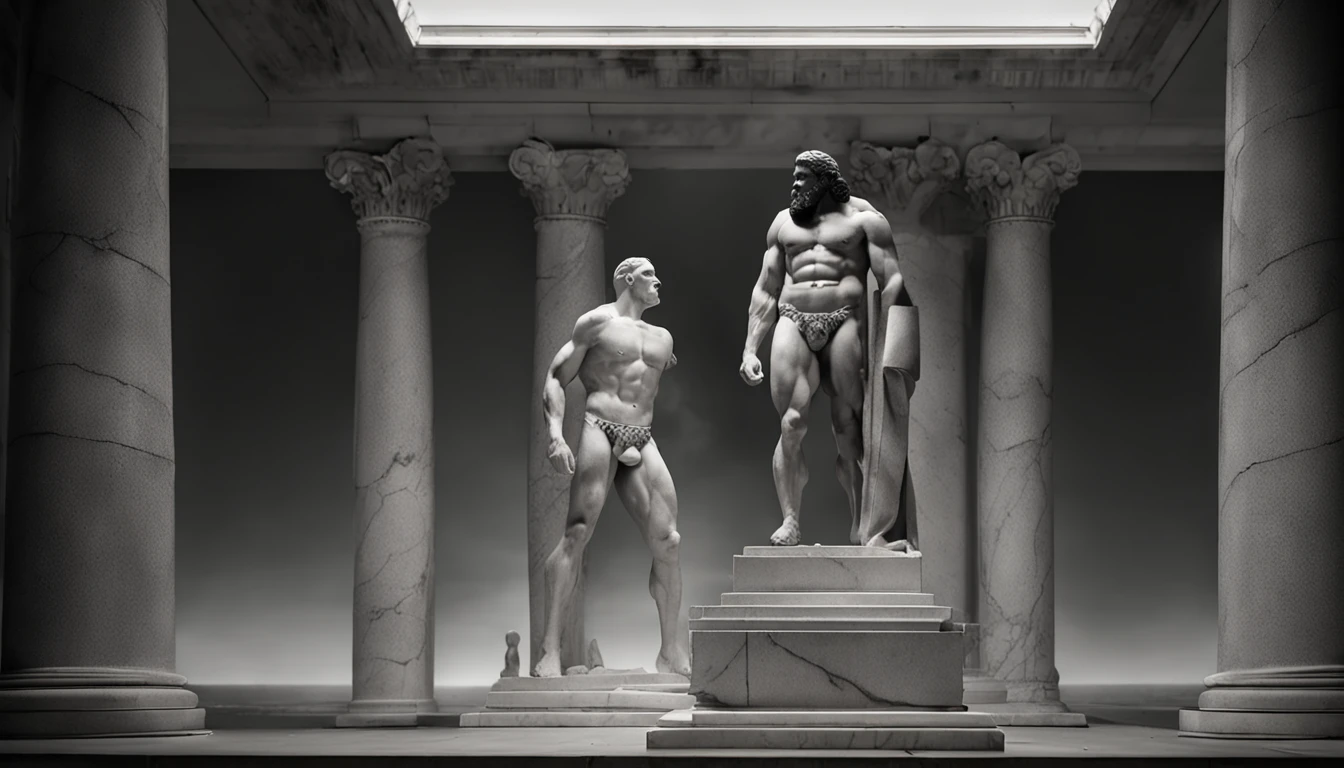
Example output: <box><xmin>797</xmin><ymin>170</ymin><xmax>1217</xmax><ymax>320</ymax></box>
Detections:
<box><xmin>460</xmin><ymin>671</ymin><xmax>691</xmax><ymax>727</ymax></box>
<box><xmin>647</xmin><ymin>546</ymin><xmax>1004</xmax><ymax>751</ymax></box>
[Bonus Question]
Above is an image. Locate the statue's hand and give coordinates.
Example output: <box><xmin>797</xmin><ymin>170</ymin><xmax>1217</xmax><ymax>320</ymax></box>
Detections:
<box><xmin>547</xmin><ymin>438</ymin><xmax>576</xmax><ymax>475</ymax></box>
<box><xmin>739</xmin><ymin>353</ymin><xmax>764</xmax><ymax>386</ymax></box>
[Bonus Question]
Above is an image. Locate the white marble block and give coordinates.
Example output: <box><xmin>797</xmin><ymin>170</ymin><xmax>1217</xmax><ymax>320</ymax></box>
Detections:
<box><xmin>484</xmin><ymin>690</ymin><xmax>694</xmax><ymax>710</ymax></box>
<box><xmin>733</xmin><ymin>550</ymin><xmax>922</xmax><ymax>593</ymax></box>
<box><xmin>462</xmin><ymin>710</ymin><xmax>667</xmax><ymax>727</ymax></box>
<box><xmin>691</xmin><ymin>630</ymin><xmax>963</xmax><ymax>709</ymax></box>
<box><xmin>490</xmin><ymin>672</ymin><xmax>687</xmax><ymax>692</ymax></box>
<box><xmin>721</xmin><ymin>591</ymin><xmax>934</xmax><ymax>606</ymax></box>
<box><xmin>647</xmin><ymin>726</ymin><xmax>1003</xmax><ymax>751</ymax></box>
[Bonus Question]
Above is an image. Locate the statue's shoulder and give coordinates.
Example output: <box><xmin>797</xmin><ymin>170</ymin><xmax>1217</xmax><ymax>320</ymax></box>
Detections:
<box><xmin>575</xmin><ymin>305</ymin><xmax>617</xmax><ymax>341</ymax></box>
<box><xmin>846</xmin><ymin>195</ymin><xmax>879</xmax><ymax>215</ymax></box>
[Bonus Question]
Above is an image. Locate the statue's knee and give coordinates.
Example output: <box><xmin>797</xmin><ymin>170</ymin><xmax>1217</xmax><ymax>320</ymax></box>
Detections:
<box><xmin>563</xmin><ymin>521</ymin><xmax>592</xmax><ymax>549</ymax></box>
<box><xmin>650</xmin><ymin>529</ymin><xmax>680</xmax><ymax>559</ymax></box>
<box><xmin>780</xmin><ymin>410</ymin><xmax>808</xmax><ymax>445</ymax></box>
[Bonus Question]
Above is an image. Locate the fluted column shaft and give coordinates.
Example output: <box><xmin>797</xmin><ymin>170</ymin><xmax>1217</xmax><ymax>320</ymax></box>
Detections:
<box><xmin>850</xmin><ymin>139</ymin><xmax>972</xmax><ymax>623</ymax></box>
<box><xmin>510</xmin><ymin>139</ymin><xmax>630</xmax><ymax>672</ymax></box>
<box><xmin>1180</xmin><ymin>0</ymin><xmax>1343</xmax><ymax>739</ymax></box>
<box><xmin>966</xmin><ymin>142</ymin><xmax>1079</xmax><ymax>706</ymax></box>
<box><xmin>0</xmin><ymin>0</ymin><xmax>204</xmax><ymax>738</ymax></box>
<box><xmin>325</xmin><ymin>138</ymin><xmax>451</xmax><ymax>724</ymax></box>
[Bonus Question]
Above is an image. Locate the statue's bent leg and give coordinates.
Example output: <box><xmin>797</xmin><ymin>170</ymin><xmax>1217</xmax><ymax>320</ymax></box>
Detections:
<box><xmin>823</xmin><ymin>315</ymin><xmax>866</xmax><ymax>545</ymax></box>
<box><xmin>614</xmin><ymin>440</ymin><xmax>690</xmax><ymax>676</ymax></box>
<box><xmin>537</xmin><ymin>421</ymin><xmax>616</xmax><ymax>676</ymax></box>
<box><xmin>768</xmin><ymin>316</ymin><xmax>820</xmax><ymax>546</ymax></box>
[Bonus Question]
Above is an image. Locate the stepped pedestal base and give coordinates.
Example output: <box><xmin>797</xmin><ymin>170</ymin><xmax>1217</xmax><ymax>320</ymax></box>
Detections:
<box><xmin>0</xmin><ymin>678</ymin><xmax>208</xmax><ymax>739</ymax></box>
<box><xmin>459</xmin><ymin>672</ymin><xmax>691</xmax><ymax>728</ymax></box>
<box><xmin>649</xmin><ymin>708</ymin><xmax>1005</xmax><ymax>750</ymax></box>
<box><xmin>649</xmin><ymin>545</ymin><xmax>1003</xmax><ymax>751</ymax></box>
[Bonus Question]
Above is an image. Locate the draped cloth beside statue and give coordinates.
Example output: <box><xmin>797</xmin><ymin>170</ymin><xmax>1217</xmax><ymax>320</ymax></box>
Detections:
<box><xmin>859</xmin><ymin>276</ymin><xmax>920</xmax><ymax>550</ymax></box>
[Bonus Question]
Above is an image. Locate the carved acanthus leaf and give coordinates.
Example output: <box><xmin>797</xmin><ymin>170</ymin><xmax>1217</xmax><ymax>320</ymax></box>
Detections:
<box><xmin>509</xmin><ymin>139</ymin><xmax>631</xmax><ymax>219</ymax></box>
<box><xmin>848</xmin><ymin>139</ymin><xmax>961</xmax><ymax>222</ymax></box>
<box><xmin>964</xmin><ymin>141</ymin><xmax>1080</xmax><ymax>221</ymax></box>
<box><xmin>325</xmin><ymin>138</ymin><xmax>452</xmax><ymax>222</ymax></box>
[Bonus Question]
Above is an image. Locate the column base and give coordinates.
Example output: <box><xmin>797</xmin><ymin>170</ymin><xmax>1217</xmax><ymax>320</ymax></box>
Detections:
<box><xmin>335</xmin><ymin>698</ymin><xmax>444</xmax><ymax>729</ymax></box>
<box><xmin>1179</xmin><ymin>686</ymin><xmax>1344</xmax><ymax>739</ymax></box>
<box><xmin>963</xmin><ymin>671</ymin><xmax>1009</xmax><ymax>705</ymax></box>
<box><xmin>0</xmin><ymin>670</ymin><xmax>207</xmax><ymax>739</ymax></box>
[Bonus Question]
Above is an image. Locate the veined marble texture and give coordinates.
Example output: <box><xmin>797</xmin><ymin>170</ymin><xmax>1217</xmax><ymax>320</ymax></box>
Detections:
<box><xmin>691</xmin><ymin>630</ymin><xmax>963</xmax><ymax>709</ymax></box>
<box><xmin>350</xmin><ymin>218</ymin><xmax>437</xmax><ymax>710</ymax></box>
<box><xmin>1215</xmin><ymin>0</ymin><xmax>1343</xmax><ymax>683</ymax></box>
<box><xmin>732</xmin><ymin>550</ymin><xmax>922</xmax><ymax>592</ymax></box>
<box><xmin>648</xmin><ymin>726</ymin><xmax>1004</xmax><ymax>750</ymax></box>
<box><xmin>976</xmin><ymin>218</ymin><xmax>1059</xmax><ymax>704</ymax></box>
<box><xmin>513</xmin><ymin>140</ymin><xmax>630</xmax><ymax>671</ymax></box>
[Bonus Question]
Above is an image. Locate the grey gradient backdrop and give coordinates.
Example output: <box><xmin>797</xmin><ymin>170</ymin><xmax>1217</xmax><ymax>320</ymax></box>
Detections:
<box><xmin>168</xmin><ymin>168</ymin><xmax>1221</xmax><ymax>686</ymax></box>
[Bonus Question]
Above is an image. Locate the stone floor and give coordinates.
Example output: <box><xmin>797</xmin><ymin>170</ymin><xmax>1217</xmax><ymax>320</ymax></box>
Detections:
<box><xmin>2</xmin><ymin>684</ymin><xmax>1341</xmax><ymax>765</ymax></box>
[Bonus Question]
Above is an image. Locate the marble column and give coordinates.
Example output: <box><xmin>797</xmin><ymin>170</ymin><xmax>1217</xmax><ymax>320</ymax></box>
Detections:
<box><xmin>1179</xmin><ymin>0</ymin><xmax>1343</xmax><ymax>740</ymax></box>
<box><xmin>0</xmin><ymin>0</ymin><xmax>205</xmax><ymax>738</ymax></box>
<box><xmin>325</xmin><ymin>138</ymin><xmax>451</xmax><ymax>727</ymax></box>
<box><xmin>964</xmin><ymin>141</ymin><xmax>1083</xmax><ymax>719</ymax></box>
<box><xmin>849</xmin><ymin>139</ymin><xmax>972</xmax><ymax>623</ymax></box>
<box><xmin>510</xmin><ymin>139</ymin><xmax>630</xmax><ymax>673</ymax></box>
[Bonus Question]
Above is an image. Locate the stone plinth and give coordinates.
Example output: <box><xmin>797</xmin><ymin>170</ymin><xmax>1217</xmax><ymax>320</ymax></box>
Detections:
<box><xmin>460</xmin><ymin>671</ymin><xmax>690</xmax><ymax>728</ymax></box>
<box><xmin>511</xmin><ymin>139</ymin><xmax>631</xmax><ymax>673</ymax></box>
<box><xmin>1179</xmin><ymin>0</ymin><xmax>1343</xmax><ymax>741</ymax></box>
<box><xmin>965</xmin><ymin>141</ymin><xmax>1082</xmax><ymax>720</ymax></box>
<box><xmin>651</xmin><ymin>545</ymin><xmax>1002</xmax><ymax>751</ymax></box>
<box><xmin>325</xmin><ymin>138</ymin><xmax>451</xmax><ymax>727</ymax></box>
<box><xmin>0</xmin><ymin>0</ymin><xmax>204</xmax><ymax>738</ymax></box>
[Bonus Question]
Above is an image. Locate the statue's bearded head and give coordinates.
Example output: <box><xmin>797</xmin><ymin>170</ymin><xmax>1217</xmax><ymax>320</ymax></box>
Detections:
<box><xmin>614</xmin><ymin>257</ymin><xmax>661</xmax><ymax>307</ymax></box>
<box><xmin>790</xmin><ymin>150</ymin><xmax>852</xmax><ymax>223</ymax></box>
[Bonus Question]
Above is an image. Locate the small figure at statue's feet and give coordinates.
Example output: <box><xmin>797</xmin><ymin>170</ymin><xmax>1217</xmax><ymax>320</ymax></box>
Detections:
<box><xmin>770</xmin><ymin>516</ymin><xmax>801</xmax><ymax>546</ymax></box>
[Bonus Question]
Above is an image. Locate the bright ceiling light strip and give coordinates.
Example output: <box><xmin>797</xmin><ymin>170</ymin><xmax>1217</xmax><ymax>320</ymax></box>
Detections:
<box><xmin>397</xmin><ymin>0</ymin><xmax>1115</xmax><ymax>49</ymax></box>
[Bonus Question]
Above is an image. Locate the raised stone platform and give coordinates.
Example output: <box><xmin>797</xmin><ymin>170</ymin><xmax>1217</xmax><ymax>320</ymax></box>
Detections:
<box><xmin>460</xmin><ymin>671</ymin><xmax>691</xmax><ymax>728</ymax></box>
<box><xmin>649</xmin><ymin>544</ymin><xmax>1004</xmax><ymax>751</ymax></box>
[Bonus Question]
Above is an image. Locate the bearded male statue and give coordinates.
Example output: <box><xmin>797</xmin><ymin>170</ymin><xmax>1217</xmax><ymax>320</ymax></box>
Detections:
<box><xmin>739</xmin><ymin>150</ymin><xmax>921</xmax><ymax>551</ymax></box>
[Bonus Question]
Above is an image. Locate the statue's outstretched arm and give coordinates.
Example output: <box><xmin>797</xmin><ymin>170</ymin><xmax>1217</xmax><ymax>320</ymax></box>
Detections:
<box><xmin>542</xmin><ymin>310</ymin><xmax>608</xmax><ymax>445</ymax></box>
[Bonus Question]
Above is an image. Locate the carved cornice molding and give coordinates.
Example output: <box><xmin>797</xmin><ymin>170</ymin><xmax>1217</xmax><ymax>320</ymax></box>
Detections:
<box><xmin>963</xmin><ymin>141</ymin><xmax>1080</xmax><ymax>222</ymax></box>
<box><xmin>848</xmin><ymin>139</ymin><xmax>961</xmax><ymax>225</ymax></box>
<box><xmin>508</xmin><ymin>139</ymin><xmax>631</xmax><ymax>221</ymax></box>
<box><xmin>324</xmin><ymin>137</ymin><xmax>452</xmax><ymax>223</ymax></box>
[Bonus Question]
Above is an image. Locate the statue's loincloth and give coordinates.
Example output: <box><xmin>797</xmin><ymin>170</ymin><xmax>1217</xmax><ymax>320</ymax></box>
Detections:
<box><xmin>585</xmin><ymin>414</ymin><xmax>653</xmax><ymax>454</ymax></box>
<box><xmin>778</xmin><ymin>302</ymin><xmax>855</xmax><ymax>352</ymax></box>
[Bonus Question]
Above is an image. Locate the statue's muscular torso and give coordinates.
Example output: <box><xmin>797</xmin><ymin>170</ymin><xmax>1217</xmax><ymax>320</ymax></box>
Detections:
<box><xmin>578</xmin><ymin>310</ymin><xmax>674</xmax><ymax>426</ymax></box>
<box><xmin>775</xmin><ymin>203</ymin><xmax>873</xmax><ymax>315</ymax></box>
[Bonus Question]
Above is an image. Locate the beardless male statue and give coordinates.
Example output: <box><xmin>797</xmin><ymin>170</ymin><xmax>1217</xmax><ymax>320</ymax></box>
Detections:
<box><xmin>534</xmin><ymin>257</ymin><xmax>691</xmax><ymax>678</ymax></box>
<box><xmin>740</xmin><ymin>150</ymin><xmax>919</xmax><ymax>551</ymax></box>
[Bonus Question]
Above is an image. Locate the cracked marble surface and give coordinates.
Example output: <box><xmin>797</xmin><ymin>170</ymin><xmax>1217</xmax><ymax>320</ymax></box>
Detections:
<box><xmin>348</xmin><ymin>217</ymin><xmax>439</xmax><ymax>711</ymax></box>
<box><xmin>2</xmin><ymin>0</ymin><xmax>181</xmax><ymax>682</ymax></box>
<box><xmin>692</xmin><ymin>630</ymin><xmax>962</xmax><ymax>709</ymax></box>
<box><xmin>514</xmin><ymin>143</ymin><xmax>630</xmax><ymax>672</ymax></box>
<box><xmin>970</xmin><ymin>192</ymin><xmax>1071</xmax><ymax>702</ymax></box>
<box><xmin>1208</xmin><ymin>0</ymin><xmax>1343</xmax><ymax>709</ymax></box>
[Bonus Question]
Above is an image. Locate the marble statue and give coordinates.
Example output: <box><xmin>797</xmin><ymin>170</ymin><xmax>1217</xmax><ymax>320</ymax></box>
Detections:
<box><xmin>740</xmin><ymin>150</ymin><xmax>921</xmax><ymax>550</ymax></box>
<box><xmin>501</xmin><ymin>631</ymin><xmax>521</xmax><ymax>677</ymax></box>
<box><xmin>534</xmin><ymin>257</ymin><xmax>692</xmax><ymax>678</ymax></box>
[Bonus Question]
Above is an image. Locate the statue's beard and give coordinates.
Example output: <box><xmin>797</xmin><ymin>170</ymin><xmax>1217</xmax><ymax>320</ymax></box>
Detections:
<box><xmin>789</xmin><ymin>184</ymin><xmax>825</xmax><ymax>223</ymax></box>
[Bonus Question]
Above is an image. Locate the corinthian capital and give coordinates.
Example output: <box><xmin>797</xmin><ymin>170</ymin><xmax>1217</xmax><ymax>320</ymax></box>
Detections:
<box><xmin>848</xmin><ymin>139</ymin><xmax>961</xmax><ymax>224</ymax></box>
<box><xmin>964</xmin><ymin>141</ymin><xmax>1080</xmax><ymax>222</ymax></box>
<box><xmin>509</xmin><ymin>139</ymin><xmax>631</xmax><ymax>220</ymax></box>
<box><xmin>324</xmin><ymin>138</ymin><xmax>453</xmax><ymax>223</ymax></box>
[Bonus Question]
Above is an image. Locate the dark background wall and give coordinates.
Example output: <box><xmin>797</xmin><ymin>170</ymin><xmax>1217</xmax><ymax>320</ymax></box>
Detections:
<box><xmin>169</xmin><ymin>168</ymin><xmax>1223</xmax><ymax>686</ymax></box>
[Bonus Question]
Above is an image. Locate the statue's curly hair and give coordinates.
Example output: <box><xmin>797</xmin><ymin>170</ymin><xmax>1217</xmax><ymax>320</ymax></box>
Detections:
<box><xmin>795</xmin><ymin>150</ymin><xmax>851</xmax><ymax>202</ymax></box>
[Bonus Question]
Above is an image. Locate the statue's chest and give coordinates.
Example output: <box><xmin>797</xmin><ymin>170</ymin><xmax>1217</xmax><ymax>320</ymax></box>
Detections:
<box><xmin>597</xmin><ymin>324</ymin><xmax>668</xmax><ymax>368</ymax></box>
<box><xmin>781</xmin><ymin>218</ymin><xmax>864</xmax><ymax>256</ymax></box>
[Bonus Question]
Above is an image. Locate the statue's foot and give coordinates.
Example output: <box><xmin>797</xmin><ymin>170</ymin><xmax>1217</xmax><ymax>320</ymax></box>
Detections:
<box><xmin>656</xmin><ymin>649</ymin><xmax>692</xmax><ymax>678</ymax></box>
<box><xmin>616</xmin><ymin>446</ymin><xmax>643</xmax><ymax>466</ymax></box>
<box><xmin>770</xmin><ymin>517</ymin><xmax>801</xmax><ymax>546</ymax></box>
<box><xmin>533</xmin><ymin>651</ymin><xmax>562</xmax><ymax>678</ymax></box>
<box><xmin>849</xmin><ymin>523</ymin><xmax>861</xmax><ymax>546</ymax></box>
